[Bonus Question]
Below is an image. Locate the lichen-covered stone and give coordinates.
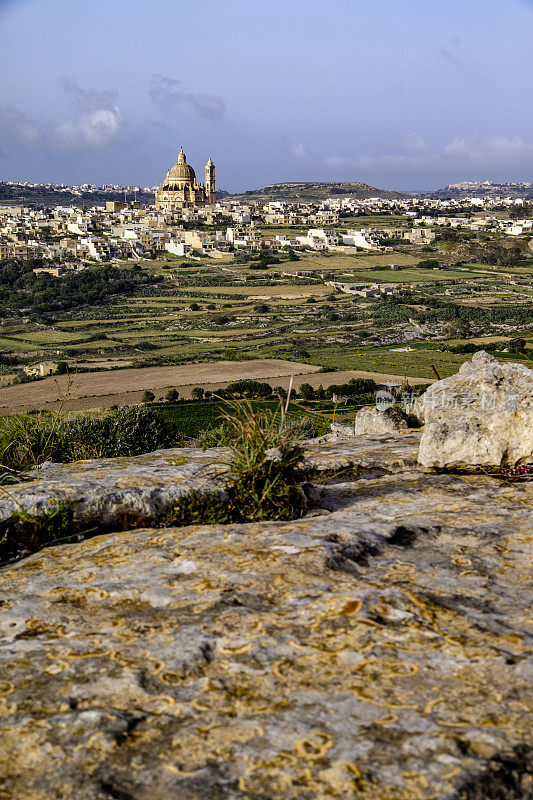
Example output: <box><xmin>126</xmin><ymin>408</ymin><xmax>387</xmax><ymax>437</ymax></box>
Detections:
<box><xmin>354</xmin><ymin>405</ymin><xmax>410</xmax><ymax>435</ymax></box>
<box><xmin>0</xmin><ymin>436</ymin><xmax>423</xmax><ymax>546</ymax></box>
<box><xmin>417</xmin><ymin>351</ymin><xmax>533</xmax><ymax>468</ymax></box>
<box><xmin>0</xmin><ymin>436</ymin><xmax>531</xmax><ymax>799</ymax></box>
<box><xmin>0</xmin><ymin>447</ymin><xmax>228</xmax><ymax>530</ymax></box>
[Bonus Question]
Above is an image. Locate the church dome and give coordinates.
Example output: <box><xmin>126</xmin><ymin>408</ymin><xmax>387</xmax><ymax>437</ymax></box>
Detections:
<box><xmin>163</xmin><ymin>148</ymin><xmax>196</xmax><ymax>186</ymax></box>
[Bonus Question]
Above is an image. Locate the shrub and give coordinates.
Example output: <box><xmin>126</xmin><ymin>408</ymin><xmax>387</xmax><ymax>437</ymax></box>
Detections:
<box><xmin>0</xmin><ymin>413</ymin><xmax>61</xmax><ymax>474</ymax></box>
<box><xmin>507</xmin><ymin>338</ymin><xmax>526</xmax><ymax>353</ymax></box>
<box><xmin>165</xmin><ymin>389</ymin><xmax>180</xmax><ymax>402</ymax></box>
<box><xmin>191</xmin><ymin>387</ymin><xmax>204</xmax><ymax>400</ymax></box>
<box><xmin>218</xmin><ymin>399</ymin><xmax>308</xmax><ymax>521</ymax></box>
<box><xmin>0</xmin><ymin>406</ymin><xmax>181</xmax><ymax>473</ymax></box>
<box><xmin>142</xmin><ymin>390</ymin><xmax>155</xmax><ymax>403</ymax></box>
<box><xmin>299</xmin><ymin>383</ymin><xmax>315</xmax><ymax>400</ymax></box>
<box><xmin>222</xmin><ymin>379</ymin><xmax>273</xmax><ymax>398</ymax></box>
<box><xmin>442</xmin><ymin>318</ymin><xmax>471</xmax><ymax>339</ymax></box>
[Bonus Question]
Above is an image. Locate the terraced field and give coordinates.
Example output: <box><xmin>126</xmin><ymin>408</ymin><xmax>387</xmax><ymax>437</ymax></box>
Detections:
<box><xmin>0</xmin><ymin>237</ymin><xmax>530</xmax><ymax>411</ymax></box>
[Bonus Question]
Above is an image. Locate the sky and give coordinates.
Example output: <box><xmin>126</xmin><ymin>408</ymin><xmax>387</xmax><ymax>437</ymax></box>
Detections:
<box><xmin>0</xmin><ymin>0</ymin><xmax>532</xmax><ymax>192</ymax></box>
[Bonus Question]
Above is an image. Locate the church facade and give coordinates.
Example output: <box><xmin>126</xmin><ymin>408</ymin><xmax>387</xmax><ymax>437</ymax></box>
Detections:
<box><xmin>155</xmin><ymin>148</ymin><xmax>215</xmax><ymax>212</ymax></box>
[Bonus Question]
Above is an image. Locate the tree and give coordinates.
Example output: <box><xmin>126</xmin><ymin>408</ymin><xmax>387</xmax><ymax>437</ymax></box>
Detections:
<box><xmin>287</xmin><ymin>247</ymin><xmax>300</xmax><ymax>262</ymax></box>
<box><xmin>191</xmin><ymin>387</ymin><xmax>204</xmax><ymax>400</ymax></box>
<box><xmin>299</xmin><ymin>383</ymin><xmax>315</xmax><ymax>400</ymax></box>
<box><xmin>507</xmin><ymin>338</ymin><xmax>526</xmax><ymax>353</ymax></box>
<box><xmin>442</xmin><ymin>318</ymin><xmax>471</xmax><ymax>339</ymax></box>
<box><xmin>142</xmin><ymin>390</ymin><xmax>155</xmax><ymax>403</ymax></box>
<box><xmin>165</xmin><ymin>388</ymin><xmax>179</xmax><ymax>402</ymax></box>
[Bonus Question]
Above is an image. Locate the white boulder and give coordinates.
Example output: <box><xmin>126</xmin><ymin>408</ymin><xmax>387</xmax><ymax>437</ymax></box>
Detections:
<box><xmin>417</xmin><ymin>351</ymin><xmax>533</xmax><ymax>468</ymax></box>
<box><xmin>354</xmin><ymin>405</ymin><xmax>409</xmax><ymax>435</ymax></box>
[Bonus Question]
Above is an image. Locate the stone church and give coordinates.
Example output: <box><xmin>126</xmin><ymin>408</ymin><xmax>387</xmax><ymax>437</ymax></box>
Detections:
<box><xmin>155</xmin><ymin>148</ymin><xmax>215</xmax><ymax>212</ymax></box>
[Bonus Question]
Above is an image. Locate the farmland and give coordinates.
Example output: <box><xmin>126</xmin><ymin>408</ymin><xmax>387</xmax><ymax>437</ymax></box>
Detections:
<box><xmin>0</xmin><ymin>232</ymin><xmax>531</xmax><ymax>413</ymax></box>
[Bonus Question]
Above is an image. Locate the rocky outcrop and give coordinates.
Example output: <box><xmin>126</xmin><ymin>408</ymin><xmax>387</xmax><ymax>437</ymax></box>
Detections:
<box><xmin>0</xmin><ymin>435</ymin><xmax>531</xmax><ymax>799</ymax></box>
<box><xmin>0</xmin><ymin>447</ymin><xmax>228</xmax><ymax>529</ymax></box>
<box><xmin>354</xmin><ymin>405</ymin><xmax>410</xmax><ymax>435</ymax></box>
<box><xmin>329</xmin><ymin>408</ymin><xmax>412</xmax><ymax>439</ymax></box>
<box><xmin>417</xmin><ymin>351</ymin><xmax>533</xmax><ymax>468</ymax></box>
<box><xmin>0</xmin><ymin>435</ymin><xmax>422</xmax><ymax>564</ymax></box>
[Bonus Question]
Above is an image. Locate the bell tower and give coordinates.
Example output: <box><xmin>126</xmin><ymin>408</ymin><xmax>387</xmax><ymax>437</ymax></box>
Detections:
<box><xmin>205</xmin><ymin>157</ymin><xmax>215</xmax><ymax>205</ymax></box>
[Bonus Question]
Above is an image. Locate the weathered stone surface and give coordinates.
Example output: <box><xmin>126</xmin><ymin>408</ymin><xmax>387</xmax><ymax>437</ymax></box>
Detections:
<box><xmin>354</xmin><ymin>405</ymin><xmax>410</xmax><ymax>435</ymax></box>
<box><xmin>0</xmin><ymin>436</ymin><xmax>531</xmax><ymax>799</ymax></box>
<box><xmin>417</xmin><ymin>351</ymin><xmax>533</xmax><ymax>468</ymax></box>
<box><xmin>330</xmin><ymin>421</ymin><xmax>355</xmax><ymax>438</ymax></box>
<box><xmin>0</xmin><ymin>447</ymin><xmax>228</xmax><ymax>529</ymax></box>
<box><xmin>0</xmin><ymin>436</ymin><xmax>422</xmax><ymax>544</ymax></box>
<box><xmin>303</xmin><ymin>432</ymin><xmax>420</xmax><ymax>474</ymax></box>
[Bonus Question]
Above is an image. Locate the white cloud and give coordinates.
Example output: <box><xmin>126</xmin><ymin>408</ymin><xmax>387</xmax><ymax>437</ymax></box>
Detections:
<box><xmin>443</xmin><ymin>135</ymin><xmax>533</xmax><ymax>164</ymax></box>
<box><xmin>0</xmin><ymin>78</ymin><xmax>124</xmax><ymax>155</ymax></box>
<box><xmin>323</xmin><ymin>155</ymin><xmax>354</xmax><ymax>169</ymax></box>
<box><xmin>55</xmin><ymin>107</ymin><xmax>123</xmax><ymax>150</ymax></box>
<box><xmin>404</xmin><ymin>133</ymin><xmax>429</xmax><ymax>154</ymax></box>
<box><xmin>324</xmin><ymin>135</ymin><xmax>533</xmax><ymax>182</ymax></box>
<box><xmin>292</xmin><ymin>141</ymin><xmax>308</xmax><ymax>159</ymax></box>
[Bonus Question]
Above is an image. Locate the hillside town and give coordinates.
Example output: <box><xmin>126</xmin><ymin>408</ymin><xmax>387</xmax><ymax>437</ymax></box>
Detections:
<box><xmin>0</xmin><ymin>150</ymin><xmax>532</xmax><ymax>265</ymax></box>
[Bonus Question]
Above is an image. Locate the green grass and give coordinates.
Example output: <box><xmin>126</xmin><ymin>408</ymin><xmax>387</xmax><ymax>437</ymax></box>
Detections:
<box><xmin>153</xmin><ymin>399</ymin><xmax>325</xmax><ymax>439</ymax></box>
<box><xmin>305</xmin><ymin>346</ymin><xmax>471</xmax><ymax>379</ymax></box>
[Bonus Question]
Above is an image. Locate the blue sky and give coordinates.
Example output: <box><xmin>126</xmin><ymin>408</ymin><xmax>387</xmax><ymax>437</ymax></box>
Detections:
<box><xmin>0</xmin><ymin>0</ymin><xmax>532</xmax><ymax>191</ymax></box>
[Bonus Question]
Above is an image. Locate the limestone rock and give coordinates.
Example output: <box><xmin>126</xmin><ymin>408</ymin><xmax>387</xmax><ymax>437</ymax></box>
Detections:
<box><xmin>0</xmin><ymin>446</ymin><xmax>228</xmax><ymax>528</ymax></box>
<box><xmin>330</xmin><ymin>421</ymin><xmax>355</xmax><ymax>438</ymax></box>
<box><xmin>0</xmin><ymin>435</ymin><xmax>531</xmax><ymax>799</ymax></box>
<box><xmin>0</xmin><ymin>435</ymin><xmax>422</xmax><ymax>547</ymax></box>
<box><xmin>418</xmin><ymin>350</ymin><xmax>533</xmax><ymax>468</ymax></box>
<box><xmin>354</xmin><ymin>405</ymin><xmax>409</xmax><ymax>435</ymax></box>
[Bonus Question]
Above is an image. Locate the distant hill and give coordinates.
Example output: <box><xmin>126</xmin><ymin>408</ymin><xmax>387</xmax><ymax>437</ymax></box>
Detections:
<box><xmin>432</xmin><ymin>181</ymin><xmax>533</xmax><ymax>199</ymax></box>
<box><xmin>227</xmin><ymin>181</ymin><xmax>409</xmax><ymax>202</ymax></box>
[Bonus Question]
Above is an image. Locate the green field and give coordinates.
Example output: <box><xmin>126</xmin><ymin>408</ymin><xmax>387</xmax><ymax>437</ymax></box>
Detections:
<box><xmin>153</xmin><ymin>399</ymin><xmax>327</xmax><ymax>438</ymax></box>
<box><xmin>0</xmin><ymin>223</ymin><xmax>531</xmax><ymax>396</ymax></box>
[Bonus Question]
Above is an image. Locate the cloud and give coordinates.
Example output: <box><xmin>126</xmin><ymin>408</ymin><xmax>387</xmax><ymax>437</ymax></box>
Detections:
<box><xmin>149</xmin><ymin>74</ymin><xmax>225</xmax><ymax>119</ymax></box>
<box><xmin>59</xmin><ymin>76</ymin><xmax>118</xmax><ymax>115</ymax></box>
<box><xmin>0</xmin><ymin>78</ymin><xmax>123</xmax><ymax>155</ymax></box>
<box><xmin>292</xmin><ymin>141</ymin><xmax>308</xmax><ymax>159</ymax></box>
<box><xmin>323</xmin><ymin>135</ymin><xmax>533</xmax><ymax>184</ymax></box>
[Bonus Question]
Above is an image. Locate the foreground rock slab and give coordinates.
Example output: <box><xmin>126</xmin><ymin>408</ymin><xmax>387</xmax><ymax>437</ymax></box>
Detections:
<box><xmin>417</xmin><ymin>351</ymin><xmax>533</xmax><ymax>469</ymax></box>
<box><xmin>0</xmin><ymin>434</ymin><xmax>421</xmax><ymax>549</ymax></box>
<box><xmin>0</xmin><ymin>447</ymin><xmax>228</xmax><ymax>531</ymax></box>
<box><xmin>0</xmin><ymin>441</ymin><xmax>531</xmax><ymax>799</ymax></box>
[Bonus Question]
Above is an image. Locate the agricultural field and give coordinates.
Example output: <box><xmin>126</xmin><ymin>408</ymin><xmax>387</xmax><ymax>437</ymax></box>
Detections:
<box><xmin>0</xmin><ymin>359</ymin><xmax>318</xmax><ymax>413</ymax></box>
<box><xmin>154</xmin><ymin>399</ymin><xmax>327</xmax><ymax>439</ymax></box>
<box><xmin>0</xmin><ymin>226</ymin><xmax>531</xmax><ymax>412</ymax></box>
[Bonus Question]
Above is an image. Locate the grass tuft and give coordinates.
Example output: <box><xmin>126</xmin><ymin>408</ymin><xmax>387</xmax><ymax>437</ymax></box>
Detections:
<box><xmin>220</xmin><ymin>398</ymin><xmax>308</xmax><ymax>522</ymax></box>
